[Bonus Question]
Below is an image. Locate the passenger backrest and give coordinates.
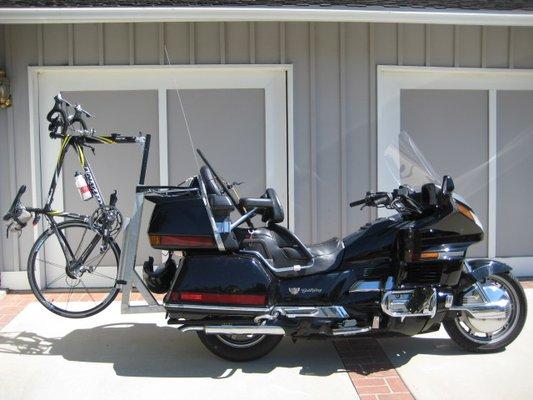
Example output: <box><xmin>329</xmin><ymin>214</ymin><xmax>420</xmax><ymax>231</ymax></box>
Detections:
<box><xmin>200</xmin><ymin>165</ymin><xmax>222</xmax><ymax>196</ymax></box>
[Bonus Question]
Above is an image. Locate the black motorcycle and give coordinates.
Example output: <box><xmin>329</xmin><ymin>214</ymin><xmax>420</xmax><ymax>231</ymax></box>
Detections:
<box><xmin>143</xmin><ymin>141</ymin><xmax>527</xmax><ymax>362</ymax></box>
<box><xmin>6</xmin><ymin>98</ymin><xmax>525</xmax><ymax>362</ymax></box>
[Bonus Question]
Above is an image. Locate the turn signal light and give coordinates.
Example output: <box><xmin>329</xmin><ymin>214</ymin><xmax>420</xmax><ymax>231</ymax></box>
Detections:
<box><xmin>176</xmin><ymin>291</ymin><xmax>267</xmax><ymax>305</ymax></box>
<box><xmin>419</xmin><ymin>251</ymin><xmax>439</xmax><ymax>260</ymax></box>
<box><xmin>149</xmin><ymin>234</ymin><xmax>216</xmax><ymax>249</ymax></box>
<box><xmin>457</xmin><ymin>203</ymin><xmax>476</xmax><ymax>222</ymax></box>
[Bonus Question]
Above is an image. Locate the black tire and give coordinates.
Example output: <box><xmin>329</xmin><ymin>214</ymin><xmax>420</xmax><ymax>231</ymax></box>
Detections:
<box><xmin>27</xmin><ymin>220</ymin><xmax>120</xmax><ymax>319</ymax></box>
<box><xmin>444</xmin><ymin>272</ymin><xmax>527</xmax><ymax>353</ymax></box>
<box><xmin>197</xmin><ymin>331</ymin><xmax>283</xmax><ymax>362</ymax></box>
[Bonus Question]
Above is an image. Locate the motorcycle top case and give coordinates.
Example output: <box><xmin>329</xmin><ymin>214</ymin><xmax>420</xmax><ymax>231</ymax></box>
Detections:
<box><xmin>146</xmin><ymin>184</ymin><xmax>217</xmax><ymax>251</ymax></box>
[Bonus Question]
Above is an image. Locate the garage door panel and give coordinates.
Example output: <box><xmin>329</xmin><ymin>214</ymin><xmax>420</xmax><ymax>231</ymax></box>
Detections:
<box><xmin>167</xmin><ymin>89</ymin><xmax>266</xmax><ymax>223</ymax></box>
<box><xmin>496</xmin><ymin>91</ymin><xmax>533</xmax><ymax>257</ymax></box>
<box><xmin>401</xmin><ymin>89</ymin><xmax>489</xmax><ymax>258</ymax></box>
<box><xmin>62</xmin><ymin>90</ymin><xmax>161</xmax><ymax>271</ymax></box>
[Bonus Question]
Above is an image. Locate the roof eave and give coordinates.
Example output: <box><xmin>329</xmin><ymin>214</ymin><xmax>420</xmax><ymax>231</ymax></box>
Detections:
<box><xmin>0</xmin><ymin>6</ymin><xmax>532</xmax><ymax>26</ymax></box>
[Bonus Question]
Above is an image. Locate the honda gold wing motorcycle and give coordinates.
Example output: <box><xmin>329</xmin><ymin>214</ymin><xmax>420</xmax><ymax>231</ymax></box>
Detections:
<box><xmin>4</xmin><ymin>96</ymin><xmax>526</xmax><ymax>362</ymax></box>
<box><xmin>142</xmin><ymin>134</ymin><xmax>527</xmax><ymax>362</ymax></box>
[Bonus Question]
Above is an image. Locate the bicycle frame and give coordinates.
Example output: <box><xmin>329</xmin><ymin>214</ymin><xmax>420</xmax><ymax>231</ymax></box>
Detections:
<box><xmin>28</xmin><ymin>133</ymin><xmax>151</xmax><ymax>270</ymax></box>
<box><xmin>32</xmin><ymin>134</ymin><xmax>145</xmax><ymax>220</ymax></box>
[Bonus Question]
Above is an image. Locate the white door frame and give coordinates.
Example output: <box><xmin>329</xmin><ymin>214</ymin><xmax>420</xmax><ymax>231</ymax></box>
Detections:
<box><xmin>25</xmin><ymin>64</ymin><xmax>294</xmax><ymax>288</ymax></box>
<box><xmin>377</xmin><ymin>65</ymin><xmax>533</xmax><ymax>276</ymax></box>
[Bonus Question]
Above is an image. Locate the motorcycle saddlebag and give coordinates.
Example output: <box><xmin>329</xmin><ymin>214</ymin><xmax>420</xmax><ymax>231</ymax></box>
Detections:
<box><xmin>146</xmin><ymin>186</ymin><xmax>216</xmax><ymax>251</ymax></box>
<box><xmin>165</xmin><ymin>254</ymin><xmax>272</xmax><ymax>308</ymax></box>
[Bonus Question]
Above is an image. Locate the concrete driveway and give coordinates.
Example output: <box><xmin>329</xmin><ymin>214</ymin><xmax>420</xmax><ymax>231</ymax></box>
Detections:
<box><xmin>377</xmin><ymin>289</ymin><xmax>533</xmax><ymax>400</ymax></box>
<box><xmin>0</xmin><ymin>302</ymin><xmax>356</xmax><ymax>400</ymax></box>
<box><xmin>1</xmin><ymin>287</ymin><xmax>532</xmax><ymax>400</ymax></box>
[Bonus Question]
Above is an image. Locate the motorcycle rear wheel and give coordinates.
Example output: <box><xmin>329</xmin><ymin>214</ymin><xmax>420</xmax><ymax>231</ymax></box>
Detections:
<box><xmin>444</xmin><ymin>273</ymin><xmax>527</xmax><ymax>352</ymax></box>
<box><xmin>197</xmin><ymin>331</ymin><xmax>283</xmax><ymax>361</ymax></box>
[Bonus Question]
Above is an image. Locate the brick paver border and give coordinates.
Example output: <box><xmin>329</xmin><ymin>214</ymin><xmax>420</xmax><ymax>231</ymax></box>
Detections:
<box><xmin>1</xmin><ymin>280</ymin><xmax>532</xmax><ymax>399</ymax></box>
<box><xmin>334</xmin><ymin>338</ymin><xmax>414</xmax><ymax>400</ymax></box>
<box><xmin>0</xmin><ymin>293</ymin><xmax>35</xmax><ymax>330</ymax></box>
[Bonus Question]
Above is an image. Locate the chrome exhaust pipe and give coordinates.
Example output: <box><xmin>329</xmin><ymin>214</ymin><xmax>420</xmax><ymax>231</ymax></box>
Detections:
<box><xmin>179</xmin><ymin>324</ymin><xmax>286</xmax><ymax>335</ymax></box>
<box><xmin>450</xmin><ymin>299</ymin><xmax>511</xmax><ymax>320</ymax></box>
<box><xmin>331</xmin><ymin>326</ymin><xmax>371</xmax><ymax>336</ymax></box>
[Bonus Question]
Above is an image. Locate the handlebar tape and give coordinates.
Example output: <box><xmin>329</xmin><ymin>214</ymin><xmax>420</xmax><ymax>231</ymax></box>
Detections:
<box><xmin>3</xmin><ymin>185</ymin><xmax>26</xmax><ymax>221</ymax></box>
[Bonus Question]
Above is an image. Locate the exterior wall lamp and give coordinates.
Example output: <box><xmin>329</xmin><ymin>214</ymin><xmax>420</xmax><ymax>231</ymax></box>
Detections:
<box><xmin>0</xmin><ymin>69</ymin><xmax>12</xmax><ymax>109</ymax></box>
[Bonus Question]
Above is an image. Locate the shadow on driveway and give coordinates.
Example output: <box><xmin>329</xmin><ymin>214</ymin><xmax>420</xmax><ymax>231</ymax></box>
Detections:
<box><xmin>0</xmin><ymin>322</ymin><xmax>475</xmax><ymax>379</ymax></box>
<box><xmin>0</xmin><ymin>323</ymin><xmax>349</xmax><ymax>378</ymax></box>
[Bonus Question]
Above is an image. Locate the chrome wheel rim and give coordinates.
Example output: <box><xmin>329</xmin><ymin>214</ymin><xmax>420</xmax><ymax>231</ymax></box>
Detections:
<box><xmin>216</xmin><ymin>334</ymin><xmax>266</xmax><ymax>348</ymax></box>
<box><xmin>454</xmin><ymin>275</ymin><xmax>519</xmax><ymax>344</ymax></box>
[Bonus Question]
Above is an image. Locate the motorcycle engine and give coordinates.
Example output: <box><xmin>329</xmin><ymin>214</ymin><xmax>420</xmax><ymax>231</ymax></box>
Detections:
<box><xmin>381</xmin><ymin>288</ymin><xmax>437</xmax><ymax>318</ymax></box>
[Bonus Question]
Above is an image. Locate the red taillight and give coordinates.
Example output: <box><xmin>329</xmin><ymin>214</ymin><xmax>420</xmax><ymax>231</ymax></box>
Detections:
<box><xmin>149</xmin><ymin>234</ymin><xmax>216</xmax><ymax>249</ymax></box>
<box><xmin>175</xmin><ymin>291</ymin><xmax>267</xmax><ymax>306</ymax></box>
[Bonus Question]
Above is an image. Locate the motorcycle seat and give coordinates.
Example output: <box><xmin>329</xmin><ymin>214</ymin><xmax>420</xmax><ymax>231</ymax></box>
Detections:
<box><xmin>307</xmin><ymin>237</ymin><xmax>344</xmax><ymax>258</ymax></box>
<box><xmin>301</xmin><ymin>237</ymin><xmax>345</xmax><ymax>276</ymax></box>
<box><xmin>241</xmin><ymin>224</ymin><xmax>344</xmax><ymax>278</ymax></box>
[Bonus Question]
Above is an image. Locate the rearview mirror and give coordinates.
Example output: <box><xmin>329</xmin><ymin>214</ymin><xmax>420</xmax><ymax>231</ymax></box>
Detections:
<box><xmin>441</xmin><ymin>175</ymin><xmax>455</xmax><ymax>196</ymax></box>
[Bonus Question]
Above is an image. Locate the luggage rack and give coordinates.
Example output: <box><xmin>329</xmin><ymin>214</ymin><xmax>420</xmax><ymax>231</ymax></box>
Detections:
<box><xmin>112</xmin><ymin>134</ymin><xmax>176</xmax><ymax>314</ymax></box>
<box><xmin>115</xmin><ymin>134</ymin><xmax>219</xmax><ymax>314</ymax></box>
<box><xmin>117</xmin><ymin>185</ymin><xmax>200</xmax><ymax>314</ymax></box>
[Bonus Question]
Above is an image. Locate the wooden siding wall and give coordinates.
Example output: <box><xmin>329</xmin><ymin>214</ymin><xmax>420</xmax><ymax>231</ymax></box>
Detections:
<box><xmin>1</xmin><ymin>22</ymin><xmax>533</xmax><ymax>272</ymax></box>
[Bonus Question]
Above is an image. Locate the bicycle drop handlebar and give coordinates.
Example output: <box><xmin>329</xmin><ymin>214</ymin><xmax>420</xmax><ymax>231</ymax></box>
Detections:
<box><xmin>3</xmin><ymin>185</ymin><xmax>26</xmax><ymax>221</ymax></box>
<box><xmin>46</xmin><ymin>93</ymin><xmax>93</xmax><ymax>139</ymax></box>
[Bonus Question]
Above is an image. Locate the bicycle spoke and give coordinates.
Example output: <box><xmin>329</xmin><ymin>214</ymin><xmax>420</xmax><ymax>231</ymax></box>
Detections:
<box><xmin>78</xmin><ymin>234</ymin><xmax>103</xmax><ymax>264</ymax></box>
<box><xmin>74</xmin><ymin>228</ymin><xmax>88</xmax><ymax>259</ymax></box>
<box><xmin>36</xmin><ymin>258</ymin><xmax>65</xmax><ymax>269</ymax></box>
<box><xmin>30</xmin><ymin>221</ymin><xmax>120</xmax><ymax>317</ymax></box>
<box><xmin>80</xmin><ymin>279</ymin><xmax>97</xmax><ymax>304</ymax></box>
<box><xmin>90</xmin><ymin>271</ymin><xmax>116</xmax><ymax>281</ymax></box>
<box><xmin>66</xmin><ymin>286</ymin><xmax>74</xmax><ymax>311</ymax></box>
<box><xmin>93</xmin><ymin>250</ymin><xmax>108</xmax><ymax>268</ymax></box>
<box><xmin>84</xmin><ymin>248</ymin><xmax>108</xmax><ymax>266</ymax></box>
<box><xmin>47</xmin><ymin>273</ymin><xmax>67</xmax><ymax>288</ymax></box>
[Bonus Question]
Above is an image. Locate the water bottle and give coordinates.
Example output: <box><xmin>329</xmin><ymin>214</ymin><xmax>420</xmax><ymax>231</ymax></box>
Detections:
<box><xmin>74</xmin><ymin>172</ymin><xmax>92</xmax><ymax>201</ymax></box>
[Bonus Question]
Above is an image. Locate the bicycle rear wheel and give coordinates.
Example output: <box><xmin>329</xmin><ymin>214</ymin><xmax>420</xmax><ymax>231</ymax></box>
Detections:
<box><xmin>27</xmin><ymin>220</ymin><xmax>120</xmax><ymax>318</ymax></box>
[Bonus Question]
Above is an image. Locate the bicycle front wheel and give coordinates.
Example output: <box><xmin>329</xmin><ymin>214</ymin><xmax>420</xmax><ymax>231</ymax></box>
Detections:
<box><xmin>27</xmin><ymin>220</ymin><xmax>120</xmax><ymax>318</ymax></box>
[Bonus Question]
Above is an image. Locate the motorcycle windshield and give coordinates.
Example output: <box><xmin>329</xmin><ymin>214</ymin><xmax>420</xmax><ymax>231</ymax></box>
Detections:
<box><xmin>384</xmin><ymin>131</ymin><xmax>468</xmax><ymax>204</ymax></box>
<box><xmin>384</xmin><ymin>131</ymin><xmax>441</xmax><ymax>189</ymax></box>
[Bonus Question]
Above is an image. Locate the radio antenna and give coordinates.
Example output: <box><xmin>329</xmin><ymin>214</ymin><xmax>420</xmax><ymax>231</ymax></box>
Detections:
<box><xmin>164</xmin><ymin>45</ymin><xmax>200</xmax><ymax>171</ymax></box>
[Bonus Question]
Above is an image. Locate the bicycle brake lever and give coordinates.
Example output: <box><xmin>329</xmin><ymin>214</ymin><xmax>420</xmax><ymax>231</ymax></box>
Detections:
<box><xmin>82</xmin><ymin>143</ymin><xmax>96</xmax><ymax>155</ymax></box>
<box><xmin>110</xmin><ymin>190</ymin><xmax>118</xmax><ymax>207</ymax></box>
<box><xmin>75</xmin><ymin>104</ymin><xmax>92</xmax><ymax>118</ymax></box>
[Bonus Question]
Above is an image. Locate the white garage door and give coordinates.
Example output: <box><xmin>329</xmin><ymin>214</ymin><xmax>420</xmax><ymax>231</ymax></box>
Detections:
<box><xmin>29</xmin><ymin>66</ymin><xmax>292</xmax><ymax>288</ymax></box>
<box><xmin>378</xmin><ymin>66</ymin><xmax>533</xmax><ymax>276</ymax></box>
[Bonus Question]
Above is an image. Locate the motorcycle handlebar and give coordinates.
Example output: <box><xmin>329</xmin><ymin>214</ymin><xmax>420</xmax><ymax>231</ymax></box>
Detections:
<box><xmin>349</xmin><ymin>198</ymin><xmax>367</xmax><ymax>207</ymax></box>
<box><xmin>373</xmin><ymin>195</ymin><xmax>390</xmax><ymax>206</ymax></box>
<box><xmin>349</xmin><ymin>192</ymin><xmax>392</xmax><ymax>208</ymax></box>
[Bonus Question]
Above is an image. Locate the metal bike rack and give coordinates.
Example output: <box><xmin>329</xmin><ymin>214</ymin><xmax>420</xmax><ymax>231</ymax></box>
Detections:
<box><xmin>116</xmin><ymin>133</ymin><xmax>165</xmax><ymax>314</ymax></box>
<box><xmin>117</xmin><ymin>195</ymin><xmax>165</xmax><ymax>314</ymax></box>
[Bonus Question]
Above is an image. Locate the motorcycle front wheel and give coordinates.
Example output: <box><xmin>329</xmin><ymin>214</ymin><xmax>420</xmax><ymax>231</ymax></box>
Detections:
<box><xmin>197</xmin><ymin>331</ymin><xmax>283</xmax><ymax>361</ymax></box>
<box><xmin>444</xmin><ymin>273</ymin><xmax>527</xmax><ymax>352</ymax></box>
